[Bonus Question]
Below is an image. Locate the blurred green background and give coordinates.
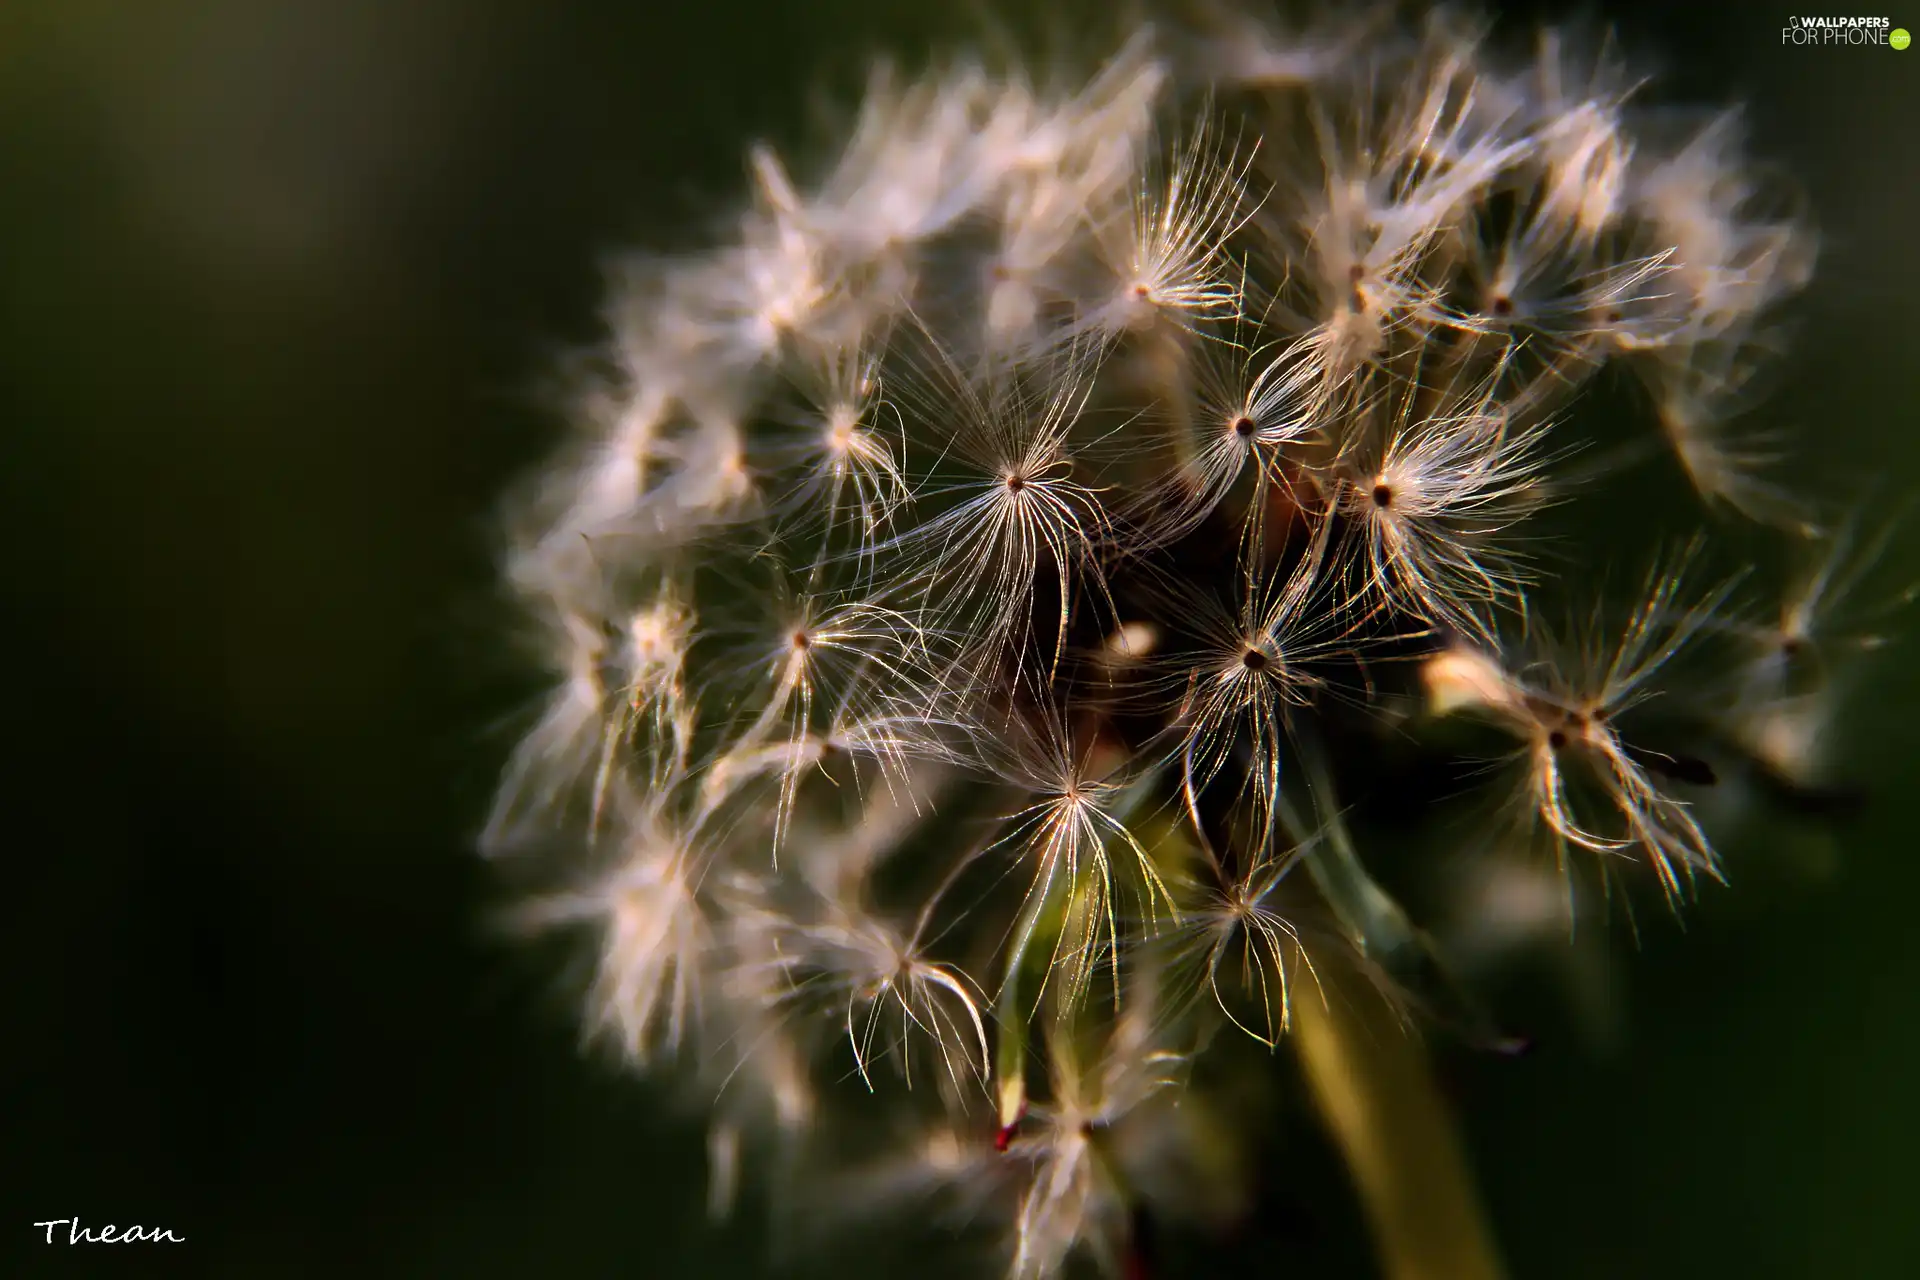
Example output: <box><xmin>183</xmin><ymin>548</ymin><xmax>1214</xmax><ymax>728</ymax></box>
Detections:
<box><xmin>4</xmin><ymin>1</ymin><xmax>1917</xmax><ymax>1276</ymax></box>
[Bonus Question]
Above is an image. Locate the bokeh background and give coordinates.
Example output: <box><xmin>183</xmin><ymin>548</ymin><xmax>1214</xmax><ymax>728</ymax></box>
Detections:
<box><xmin>5</xmin><ymin>1</ymin><xmax>1917</xmax><ymax>1275</ymax></box>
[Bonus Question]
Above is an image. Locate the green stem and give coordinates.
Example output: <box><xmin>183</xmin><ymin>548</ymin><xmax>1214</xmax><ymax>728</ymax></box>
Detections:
<box><xmin>1294</xmin><ymin>977</ymin><xmax>1506</xmax><ymax>1280</ymax></box>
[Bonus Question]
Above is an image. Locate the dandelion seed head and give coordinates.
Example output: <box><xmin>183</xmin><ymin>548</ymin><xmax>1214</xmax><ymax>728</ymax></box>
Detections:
<box><xmin>482</xmin><ymin>5</ymin><xmax>1862</xmax><ymax>1272</ymax></box>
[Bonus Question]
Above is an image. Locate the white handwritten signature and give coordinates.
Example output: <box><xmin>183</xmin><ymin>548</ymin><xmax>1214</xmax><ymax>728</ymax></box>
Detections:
<box><xmin>34</xmin><ymin>1218</ymin><xmax>184</xmax><ymax>1245</ymax></box>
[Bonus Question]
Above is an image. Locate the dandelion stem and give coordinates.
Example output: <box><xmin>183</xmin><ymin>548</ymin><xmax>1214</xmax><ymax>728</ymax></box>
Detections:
<box><xmin>1294</xmin><ymin>978</ymin><xmax>1505</xmax><ymax>1280</ymax></box>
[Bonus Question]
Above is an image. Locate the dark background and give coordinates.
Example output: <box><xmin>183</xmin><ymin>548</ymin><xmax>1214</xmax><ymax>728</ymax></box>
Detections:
<box><xmin>4</xmin><ymin>2</ymin><xmax>1917</xmax><ymax>1275</ymax></box>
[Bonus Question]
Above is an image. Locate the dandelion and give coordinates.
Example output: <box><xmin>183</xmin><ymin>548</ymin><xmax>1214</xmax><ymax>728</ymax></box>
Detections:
<box><xmin>1003</xmin><ymin>1013</ymin><xmax>1187</xmax><ymax>1279</ymax></box>
<box><xmin>891</xmin><ymin>334</ymin><xmax>1117</xmax><ymax>674</ymax></box>
<box><xmin>763</xmin><ymin>343</ymin><xmax>911</xmax><ymax>564</ymax></box>
<box><xmin>515</xmin><ymin>791</ymin><xmax>714</xmax><ymax>1064</ymax></box>
<box><xmin>1168</xmin><ymin>844</ymin><xmax>1316</xmax><ymax>1047</ymax></box>
<box><xmin>1078</xmin><ymin>117</ymin><xmax>1259</xmax><ymax>339</ymax></box>
<box><xmin>1331</xmin><ymin>356</ymin><xmax>1558</xmax><ymax>639</ymax></box>
<box><xmin>1158</xmin><ymin>520</ymin><xmax>1352</xmax><ymax>851</ymax></box>
<box><xmin>1706</xmin><ymin>512</ymin><xmax>1916</xmax><ymax>790</ymax></box>
<box><xmin>1421</xmin><ymin>551</ymin><xmax>1737</xmax><ymax>903</ymax></box>
<box><xmin>484</xmin><ymin>5</ymin><xmax>1878</xmax><ymax>1276</ymax></box>
<box><xmin>1134</xmin><ymin>323</ymin><xmax>1327</xmax><ymax>542</ymax></box>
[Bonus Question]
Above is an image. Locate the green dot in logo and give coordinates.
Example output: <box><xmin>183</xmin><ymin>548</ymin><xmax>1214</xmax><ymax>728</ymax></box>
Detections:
<box><xmin>1894</xmin><ymin>27</ymin><xmax>1912</xmax><ymax>49</ymax></box>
